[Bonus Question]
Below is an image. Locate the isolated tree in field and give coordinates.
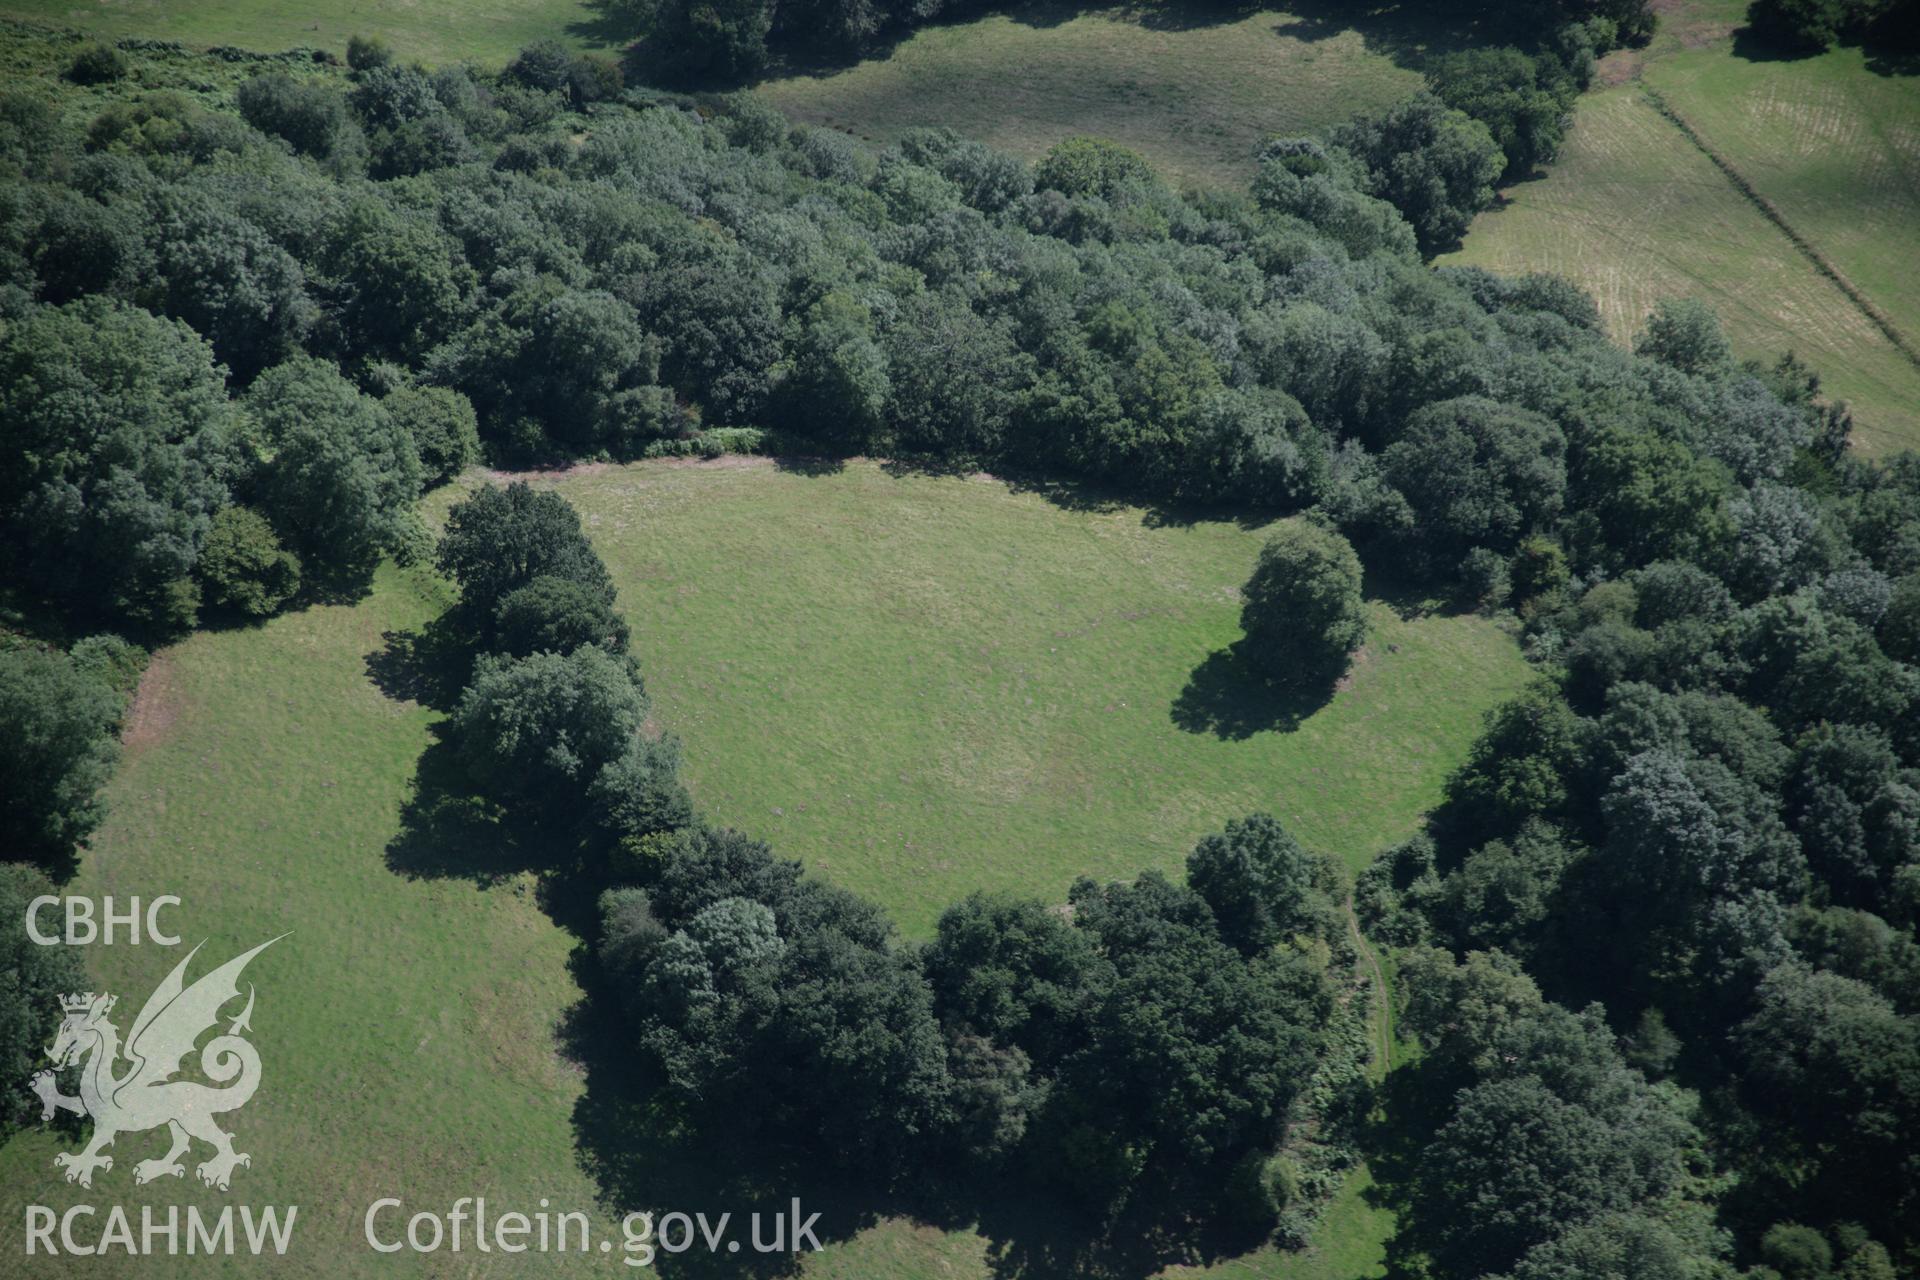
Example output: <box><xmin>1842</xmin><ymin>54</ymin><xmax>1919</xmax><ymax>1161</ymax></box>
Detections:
<box><xmin>1186</xmin><ymin>813</ymin><xmax>1324</xmax><ymax>955</ymax></box>
<box><xmin>0</xmin><ymin>648</ymin><xmax>124</xmax><ymax>874</ymax></box>
<box><xmin>1238</xmin><ymin>522</ymin><xmax>1368</xmax><ymax>687</ymax></box>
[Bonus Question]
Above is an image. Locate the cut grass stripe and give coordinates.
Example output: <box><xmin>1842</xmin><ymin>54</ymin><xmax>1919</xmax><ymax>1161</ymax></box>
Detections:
<box><xmin>1641</xmin><ymin>84</ymin><xmax>1920</xmax><ymax>376</ymax></box>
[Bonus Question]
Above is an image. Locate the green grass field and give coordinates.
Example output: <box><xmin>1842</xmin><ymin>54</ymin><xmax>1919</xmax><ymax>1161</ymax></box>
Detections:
<box><xmin>0</xmin><ymin>0</ymin><xmax>620</xmax><ymax>67</ymax></box>
<box><xmin>1644</xmin><ymin>45</ymin><xmax>1920</xmax><ymax>362</ymax></box>
<box><xmin>754</xmin><ymin>2</ymin><xmax>1427</xmax><ymax>189</ymax></box>
<box><xmin>1442</xmin><ymin>3</ymin><xmax>1920</xmax><ymax>454</ymax></box>
<box><xmin>809</xmin><ymin>1165</ymin><xmax>1396</xmax><ymax>1280</ymax></box>
<box><xmin>1</xmin><ymin>460</ymin><xmax>1524</xmax><ymax>1275</ymax></box>
<box><xmin>529</xmin><ymin>459</ymin><xmax>1531</xmax><ymax>936</ymax></box>
<box><xmin>0</xmin><ymin>564</ymin><xmax>616</xmax><ymax>1276</ymax></box>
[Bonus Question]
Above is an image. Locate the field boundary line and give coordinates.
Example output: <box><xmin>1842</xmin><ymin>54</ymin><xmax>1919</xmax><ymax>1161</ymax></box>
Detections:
<box><xmin>1639</xmin><ymin>84</ymin><xmax>1920</xmax><ymax>376</ymax></box>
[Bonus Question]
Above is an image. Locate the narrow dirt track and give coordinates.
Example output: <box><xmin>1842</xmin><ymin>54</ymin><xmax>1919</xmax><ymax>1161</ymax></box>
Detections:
<box><xmin>1346</xmin><ymin>892</ymin><xmax>1392</xmax><ymax>1075</ymax></box>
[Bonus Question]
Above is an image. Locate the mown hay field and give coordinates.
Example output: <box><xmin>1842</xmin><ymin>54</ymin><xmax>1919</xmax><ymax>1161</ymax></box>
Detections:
<box><xmin>1443</xmin><ymin>6</ymin><xmax>1920</xmax><ymax>454</ymax></box>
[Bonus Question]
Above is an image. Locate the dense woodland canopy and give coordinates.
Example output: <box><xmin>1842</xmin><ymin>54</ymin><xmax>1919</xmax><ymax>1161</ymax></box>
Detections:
<box><xmin>1</xmin><ymin>23</ymin><xmax>1918</xmax><ymax>1279</ymax></box>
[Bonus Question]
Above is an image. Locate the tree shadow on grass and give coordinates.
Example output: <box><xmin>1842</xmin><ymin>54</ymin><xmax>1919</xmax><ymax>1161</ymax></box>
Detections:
<box><xmin>1360</xmin><ymin>562</ymin><xmax>1470</xmax><ymax>623</ymax></box>
<box><xmin>383</xmin><ymin>733</ymin><xmax>527</xmax><ymax>886</ymax></box>
<box><xmin>973</xmin><ymin>1190</ymin><xmax>1277</xmax><ymax>1279</ymax></box>
<box><xmin>771</xmin><ymin>454</ymin><xmax>848</xmax><ymax>476</ymax></box>
<box><xmin>995</xmin><ymin>469</ymin><xmax>1278</xmax><ymax>531</ymax></box>
<box><xmin>566</xmin><ymin>0</ymin><xmax>648</xmax><ymax>51</ymax></box>
<box><xmin>1171</xmin><ymin>642</ymin><xmax>1338</xmax><ymax>739</ymax></box>
<box><xmin>1864</xmin><ymin>39</ymin><xmax>1920</xmax><ymax>77</ymax></box>
<box><xmin>363</xmin><ymin>610</ymin><xmax>477</xmax><ymax>713</ymax></box>
<box><xmin>1728</xmin><ymin>24</ymin><xmax>1823</xmax><ymax>64</ymax></box>
<box><xmin>382</xmin><ymin>726</ymin><xmax>615</xmax><ymax>935</ymax></box>
<box><xmin>1358</xmin><ymin>1054</ymin><xmax>1467</xmax><ymax>1279</ymax></box>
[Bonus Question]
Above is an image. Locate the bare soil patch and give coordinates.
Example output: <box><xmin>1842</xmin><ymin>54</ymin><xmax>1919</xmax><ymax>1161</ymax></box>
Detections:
<box><xmin>120</xmin><ymin>651</ymin><xmax>181</xmax><ymax>752</ymax></box>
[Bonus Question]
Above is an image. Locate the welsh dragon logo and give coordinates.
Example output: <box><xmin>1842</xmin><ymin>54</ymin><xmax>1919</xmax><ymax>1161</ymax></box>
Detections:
<box><xmin>30</xmin><ymin>936</ymin><xmax>285</xmax><ymax>1191</ymax></box>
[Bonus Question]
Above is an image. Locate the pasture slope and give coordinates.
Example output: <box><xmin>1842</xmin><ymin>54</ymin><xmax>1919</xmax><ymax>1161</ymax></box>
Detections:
<box><xmin>1</xmin><ymin>460</ymin><xmax>1529</xmax><ymax>1277</ymax></box>
<box><xmin>752</xmin><ymin>2</ymin><xmax>1426</xmax><ymax>189</ymax></box>
<box><xmin>524</xmin><ymin>459</ymin><xmax>1531</xmax><ymax>937</ymax></box>
<box><xmin>0</xmin><ymin>564</ymin><xmax>616</xmax><ymax>1277</ymax></box>
<box><xmin>0</xmin><ymin>0</ymin><xmax>612</xmax><ymax>67</ymax></box>
<box><xmin>1442</xmin><ymin>0</ymin><xmax>1920</xmax><ymax>454</ymax></box>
